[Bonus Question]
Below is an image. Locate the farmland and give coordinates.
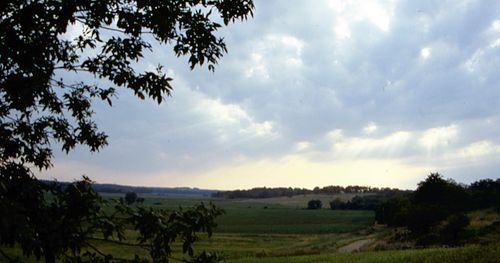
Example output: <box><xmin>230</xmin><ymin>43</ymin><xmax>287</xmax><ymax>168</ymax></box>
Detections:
<box><xmin>2</xmin><ymin>193</ymin><xmax>499</xmax><ymax>262</ymax></box>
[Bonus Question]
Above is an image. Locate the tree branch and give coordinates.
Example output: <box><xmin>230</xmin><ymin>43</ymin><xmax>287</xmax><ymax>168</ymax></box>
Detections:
<box><xmin>88</xmin><ymin>237</ymin><xmax>148</xmax><ymax>249</ymax></box>
<box><xmin>74</xmin><ymin>18</ymin><xmax>153</xmax><ymax>34</ymax></box>
<box><xmin>0</xmin><ymin>248</ymin><xmax>14</xmax><ymax>263</ymax></box>
<box><xmin>84</xmin><ymin>241</ymin><xmax>109</xmax><ymax>258</ymax></box>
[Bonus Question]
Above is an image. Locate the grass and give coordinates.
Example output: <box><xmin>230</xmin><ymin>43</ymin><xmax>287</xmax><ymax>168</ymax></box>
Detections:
<box><xmin>3</xmin><ymin>194</ymin><xmax>499</xmax><ymax>262</ymax></box>
<box><xmin>216</xmin><ymin>208</ymin><xmax>374</xmax><ymax>234</ymax></box>
<box><xmin>242</xmin><ymin>194</ymin><xmax>371</xmax><ymax>209</ymax></box>
<box><xmin>102</xmin><ymin>194</ymin><xmax>375</xmax><ymax>234</ymax></box>
<box><xmin>233</xmin><ymin>244</ymin><xmax>500</xmax><ymax>263</ymax></box>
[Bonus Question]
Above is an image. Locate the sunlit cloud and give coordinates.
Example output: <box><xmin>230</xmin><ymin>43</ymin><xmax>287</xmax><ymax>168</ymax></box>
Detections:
<box><xmin>42</xmin><ymin>0</ymin><xmax>500</xmax><ymax>189</ymax></box>
<box><xmin>363</xmin><ymin>122</ymin><xmax>378</xmax><ymax>134</ymax></box>
<box><xmin>419</xmin><ymin>124</ymin><xmax>458</xmax><ymax>150</ymax></box>
<box><xmin>420</xmin><ymin>47</ymin><xmax>431</xmax><ymax>59</ymax></box>
<box><xmin>189</xmin><ymin>155</ymin><xmax>430</xmax><ymax>190</ymax></box>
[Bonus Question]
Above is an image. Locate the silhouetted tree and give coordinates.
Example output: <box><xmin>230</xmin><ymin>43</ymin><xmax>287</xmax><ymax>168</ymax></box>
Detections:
<box><xmin>329</xmin><ymin>198</ymin><xmax>344</xmax><ymax>210</ymax></box>
<box><xmin>375</xmin><ymin>173</ymin><xmax>478</xmax><ymax>246</ymax></box>
<box><xmin>468</xmin><ymin>179</ymin><xmax>500</xmax><ymax>209</ymax></box>
<box><xmin>307</xmin><ymin>199</ymin><xmax>322</xmax><ymax>209</ymax></box>
<box><xmin>375</xmin><ymin>193</ymin><xmax>411</xmax><ymax>226</ymax></box>
<box><xmin>125</xmin><ymin>191</ymin><xmax>138</xmax><ymax>204</ymax></box>
<box><xmin>0</xmin><ymin>0</ymin><xmax>254</xmax><ymax>262</ymax></box>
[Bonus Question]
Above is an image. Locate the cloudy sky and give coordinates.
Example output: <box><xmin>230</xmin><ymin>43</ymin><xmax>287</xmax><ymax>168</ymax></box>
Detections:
<box><xmin>41</xmin><ymin>0</ymin><xmax>500</xmax><ymax>190</ymax></box>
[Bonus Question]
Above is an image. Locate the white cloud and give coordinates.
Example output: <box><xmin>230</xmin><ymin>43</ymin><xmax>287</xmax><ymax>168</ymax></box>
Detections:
<box><xmin>457</xmin><ymin>140</ymin><xmax>500</xmax><ymax>158</ymax></box>
<box><xmin>243</xmin><ymin>34</ymin><xmax>305</xmax><ymax>79</ymax></box>
<box><xmin>331</xmin><ymin>131</ymin><xmax>412</xmax><ymax>159</ymax></box>
<box><xmin>294</xmin><ymin>141</ymin><xmax>311</xmax><ymax>152</ymax></box>
<box><xmin>197</xmin><ymin>97</ymin><xmax>278</xmax><ymax>142</ymax></box>
<box><xmin>47</xmin><ymin>0</ymin><xmax>500</xmax><ymax>188</ymax></box>
<box><xmin>363</xmin><ymin>122</ymin><xmax>378</xmax><ymax>134</ymax></box>
<box><xmin>420</xmin><ymin>47</ymin><xmax>431</xmax><ymax>59</ymax></box>
<box><xmin>419</xmin><ymin>124</ymin><xmax>459</xmax><ymax>150</ymax></box>
<box><xmin>326</xmin><ymin>129</ymin><xmax>343</xmax><ymax>141</ymax></box>
<box><xmin>328</xmin><ymin>0</ymin><xmax>395</xmax><ymax>33</ymax></box>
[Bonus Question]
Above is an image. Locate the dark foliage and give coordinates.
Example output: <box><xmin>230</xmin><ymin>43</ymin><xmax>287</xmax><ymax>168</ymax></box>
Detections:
<box><xmin>375</xmin><ymin>173</ymin><xmax>500</xmax><ymax>246</ymax></box>
<box><xmin>0</xmin><ymin>0</ymin><xmax>254</xmax><ymax>262</ymax></box>
<box><xmin>307</xmin><ymin>199</ymin><xmax>322</xmax><ymax>210</ymax></box>
<box><xmin>469</xmin><ymin>179</ymin><xmax>500</xmax><ymax>210</ymax></box>
<box><xmin>125</xmin><ymin>191</ymin><xmax>138</xmax><ymax>204</ymax></box>
<box><xmin>1</xmin><ymin>0</ymin><xmax>254</xmax><ymax>172</ymax></box>
<box><xmin>374</xmin><ymin>193</ymin><xmax>411</xmax><ymax>226</ymax></box>
<box><xmin>40</xmin><ymin>180</ymin><xmax>217</xmax><ymax>196</ymax></box>
<box><xmin>2</xmin><ymin>176</ymin><xmax>224</xmax><ymax>263</ymax></box>
<box><xmin>329</xmin><ymin>194</ymin><xmax>394</xmax><ymax>211</ymax></box>
<box><xmin>212</xmin><ymin>185</ymin><xmax>404</xmax><ymax>199</ymax></box>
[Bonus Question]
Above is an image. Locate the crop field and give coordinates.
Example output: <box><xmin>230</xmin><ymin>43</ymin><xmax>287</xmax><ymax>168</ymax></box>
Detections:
<box><xmin>3</xmin><ymin>194</ymin><xmax>499</xmax><ymax>262</ymax></box>
<box><xmin>240</xmin><ymin>193</ymin><xmax>372</xmax><ymax>209</ymax></box>
<box><xmin>95</xmin><ymin>194</ymin><xmax>377</xmax><ymax>260</ymax></box>
<box><xmin>233</xmin><ymin>244</ymin><xmax>500</xmax><ymax>263</ymax></box>
<box><xmin>103</xmin><ymin>194</ymin><xmax>375</xmax><ymax>234</ymax></box>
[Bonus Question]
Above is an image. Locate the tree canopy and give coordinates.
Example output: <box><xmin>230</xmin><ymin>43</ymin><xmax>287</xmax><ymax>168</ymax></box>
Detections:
<box><xmin>1</xmin><ymin>0</ymin><xmax>253</xmax><ymax>172</ymax></box>
<box><xmin>0</xmin><ymin>0</ymin><xmax>254</xmax><ymax>262</ymax></box>
<box><xmin>375</xmin><ymin>173</ymin><xmax>500</xmax><ymax>246</ymax></box>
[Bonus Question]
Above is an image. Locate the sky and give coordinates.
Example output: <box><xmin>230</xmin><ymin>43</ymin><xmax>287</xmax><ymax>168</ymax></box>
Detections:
<box><xmin>40</xmin><ymin>0</ymin><xmax>500</xmax><ymax>190</ymax></box>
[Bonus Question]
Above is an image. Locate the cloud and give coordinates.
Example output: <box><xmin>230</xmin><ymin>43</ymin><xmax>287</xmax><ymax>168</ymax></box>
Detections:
<box><xmin>44</xmin><ymin>0</ymin><xmax>500</xmax><ymax>188</ymax></box>
<box><xmin>419</xmin><ymin>124</ymin><xmax>459</xmax><ymax>150</ymax></box>
<box><xmin>188</xmin><ymin>155</ymin><xmax>430</xmax><ymax>190</ymax></box>
<box><xmin>363</xmin><ymin>122</ymin><xmax>378</xmax><ymax>134</ymax></box>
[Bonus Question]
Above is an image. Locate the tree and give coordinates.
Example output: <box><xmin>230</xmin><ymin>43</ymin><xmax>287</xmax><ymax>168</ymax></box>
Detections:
<box><xmin>125</xmin><ymin>191</ymin><xmax>138</xmax><ymax>204</ymax></box>
<box><xmin>329</xmin><ymin>198</ymin><xmax>344</xmax><ymax>210</ymax></box>
<box><xmin>307</xmin><ymin>199</ymin><xmax>322</xmax><ymax>210</ymax></box>
<box><xmin>375</xmin><ymin>173</ymin><xmax>473</xmax><ymax>245</ymax></box>
<box><xmin>0</xmin><ymin>0</ymin><xmax>254</xmax><ymax>262</ymax></box>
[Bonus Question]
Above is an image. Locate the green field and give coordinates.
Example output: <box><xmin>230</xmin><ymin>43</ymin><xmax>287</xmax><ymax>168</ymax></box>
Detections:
<box><xmin>3</xmin><ymin>194</ymin><xmax>499</xmax><ymax>262</ymax></box>
<box><xmin>240</xmin><ymin>193</ymin><xmax>372</xmax><ymax>209</ymax></box>
<box><xmin>233</xmin><ymin>244</ymin><xmax>500</xmax><ymax>263</ymax></box>
<box><xmin>107</xmin><ymin>194</ymin><xmax>375</xmax><ymax>235</ymax></box>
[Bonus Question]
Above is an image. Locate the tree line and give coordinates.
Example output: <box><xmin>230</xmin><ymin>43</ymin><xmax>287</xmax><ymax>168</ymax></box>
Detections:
<box><xmin>212</xmin><ymin>185</ymin><xmax>403</xmax><ymax>199</ymax></box>
<box><xmin>375</xmin><ymin>174</ymin><xmax>500</xmax><ymax>246</ymax></box>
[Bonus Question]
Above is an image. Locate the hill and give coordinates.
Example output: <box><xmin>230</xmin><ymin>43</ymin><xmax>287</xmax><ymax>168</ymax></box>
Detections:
<box><xmin>40</xmin><ymin>180</ymin><xmax>217</xmax><ymax>196</ymax></box>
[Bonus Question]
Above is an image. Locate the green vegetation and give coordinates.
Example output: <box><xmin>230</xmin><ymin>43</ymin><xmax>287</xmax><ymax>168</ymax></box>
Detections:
<box><xmin>233</xmin><ymin>244</ymin><xmax>500</xmax><ymax>263</ymax></box>
<box><xmin>2</xmin><ymin>191</ymin><xmax>500</xmax><ymax>262</ymax></box>
<box><xmin>103</xmin><ymin>194</ymin><xmax>375</xmax><ymax>235</ymax></box>
<box><xmin>375</xmin><ymin>174</ymin><xmax>500</xmax><ymax>246</ymax></box>
<box><xmin>241</xmin><ymin>194</ymin><xmax>368</xmax><ymax>208</ymax></box>
<box><xmin>0</xmin><ymin>0</ymin><xmax>254</xmax><ymax>262</ymax></box>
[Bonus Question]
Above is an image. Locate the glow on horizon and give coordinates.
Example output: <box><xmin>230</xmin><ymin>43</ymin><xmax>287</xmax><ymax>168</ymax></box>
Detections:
<box><xmin>40</xmin><ymin>155</ymin><xmax>431</xmax><ymax>190</ymax></box>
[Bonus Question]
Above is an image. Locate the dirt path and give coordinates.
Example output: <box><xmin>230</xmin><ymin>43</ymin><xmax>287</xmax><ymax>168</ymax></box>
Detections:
<box><xmin>337</xmin><ymin>239</ymin><xmax>374</xmax><ymax>253</ymax></box>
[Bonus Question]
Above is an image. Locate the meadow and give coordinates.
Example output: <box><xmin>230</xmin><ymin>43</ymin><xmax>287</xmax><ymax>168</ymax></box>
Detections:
<box><xmin>95</xmin><ymin>194</ymin><xmax>377</xmax><ymax>260</ymax></box>
<box><xmin>3</xmin><ymin>193</ymin><xmax>499</xmax><ymax>262</ymax></box>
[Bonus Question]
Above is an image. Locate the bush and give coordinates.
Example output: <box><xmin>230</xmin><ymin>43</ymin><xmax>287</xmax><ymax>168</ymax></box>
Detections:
<box><xmin>307</xmin><ymin>199</ymin><xmax>322</xmax><ymax>209</ymax></box>
<box><xmin>125</xmin><ymin>192</ymin><xmax>138</xmax><ymax>204</ymax></box>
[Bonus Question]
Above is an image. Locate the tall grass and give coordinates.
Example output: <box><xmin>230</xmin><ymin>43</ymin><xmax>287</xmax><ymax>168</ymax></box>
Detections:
<box><xmin>233</xmin><ymin>244</ymin><xmax>500</xmax><ymax>263</ymax></box>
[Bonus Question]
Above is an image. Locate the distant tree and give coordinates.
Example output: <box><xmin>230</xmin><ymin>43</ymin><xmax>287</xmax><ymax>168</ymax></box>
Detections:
<box><xmin>375</xmin><ymin>193</ymin><xmax>411</xmax><ymax>226</ymax></box>
<box><xmin>307</xmin><ymin>199</ymin><xmax>322</xmax><ymax>210</ymax></box>
<box><xmin>329</xmin><ymin>198</ymin><xmax>344</xmax><ymax>210</ymax></box>
<box><xmin>468</xmin><ymin>179</ymin><xmax>500</xmax><ymax>209</ymax></box>
<box><xmin>125</xmin><ymin>191</ymin><xmax>138</xmax><ymax>204</ymax></box>
<box><xmin>136</xmin><ymin>197</ymin><xmax>145</xmax><ymax>204</ymax></box>
<box><xmin>330</xmin><ymin>194</ymin><xmax>390</xmax><ymax>211</ymax></box>
<box><xmin>0</xmin><ymin>0</ymin><xmax>254</xmax><ymax>262</ymax></box>
<box><xmin>413</xmin><ymin>173</ymin><xmax>469</xmax><ymax>213</ymax></box>
<box><xmin>375</xmin><ymin>173</ymin><xmax>475</xmax><ymax>245</ymax></box>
